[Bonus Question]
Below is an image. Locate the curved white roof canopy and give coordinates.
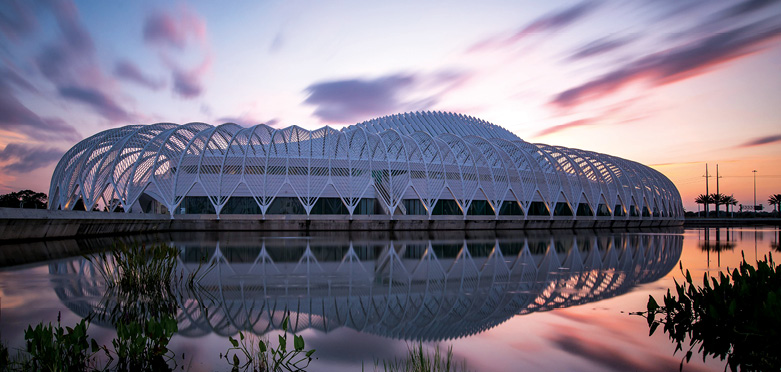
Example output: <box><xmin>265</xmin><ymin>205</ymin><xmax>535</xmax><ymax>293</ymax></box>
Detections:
<box><xmin>48</xmin><ymin>111</ymin><xmax>683</xmax><ymax>219</ymax></box>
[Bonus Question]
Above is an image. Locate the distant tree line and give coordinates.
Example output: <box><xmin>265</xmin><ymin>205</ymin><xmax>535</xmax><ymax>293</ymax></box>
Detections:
<box><xmin>0</xmin><ymin>190</ymin><xmax>47</xmax><ymax>209</ymax></box>
<box><xmin>691</xmin><ymin>193</ymin><xmax>781</xmax><ymax>217</ymax></box>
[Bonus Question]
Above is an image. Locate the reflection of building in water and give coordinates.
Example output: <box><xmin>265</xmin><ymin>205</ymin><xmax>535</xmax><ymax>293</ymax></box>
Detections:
<box><xmin>51</xmin><ymin>232</ymin><xmax>682</xmax><ymax>341</ymax></box>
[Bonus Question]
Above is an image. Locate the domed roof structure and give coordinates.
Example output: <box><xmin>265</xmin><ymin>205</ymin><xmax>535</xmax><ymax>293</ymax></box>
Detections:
<box><xmin>48</xmin><ymin>111</ymin><xmax>683</xmax><ymax>222</ymax></box>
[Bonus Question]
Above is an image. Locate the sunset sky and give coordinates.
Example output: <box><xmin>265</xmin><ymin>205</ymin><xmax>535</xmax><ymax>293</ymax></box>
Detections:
<box><xmin>1</xmin><ymin>0</ymin><xmax>779</xmax><ymax>211</ymax></box>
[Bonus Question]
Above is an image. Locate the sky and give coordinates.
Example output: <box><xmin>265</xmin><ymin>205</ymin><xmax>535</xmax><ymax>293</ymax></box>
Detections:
<box><xmin>0</xmin><ymin>0</ymin><xmax>780</xmax><ymax>212</ymax></box>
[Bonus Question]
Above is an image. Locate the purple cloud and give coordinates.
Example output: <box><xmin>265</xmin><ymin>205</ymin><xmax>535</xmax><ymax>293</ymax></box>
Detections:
<box><xmin>169</xmin><ymin>54</ymin><xmax>212</xmax><ymax>99</ymax></box>
<box><xmin>0</xmin><ymin>0</ymin><xmax>38</xmax><ymax>41</ymax></box>
<box><xmin>305</xmin><ymin>74</ymin><xmax>421</xmax><ymax>123</ymax></box>
<box><xmin>49</xmin><ymin>0</ymin><xmax>93</xmax><ymax>52</ymax></box>
<box><xmin>143</xmin><ymin>10</ymin><xmax>206</xmax><ymax>49</ymax></box>
<box><xmin>738</xmin><ymin>134</ymin><xmax>781</xmax><ymax>148</ymax></box>
<box><xmin>59</xmin><ymin>86</ymin><xmax>132</xmax><ymax>122</ymax></box>
<box><xmin>172</xmin><ymin>68</ymin><xmax>202</xmax><ymax>98</ymax></box>
<box><xmin>114</xmin><ymin>60</ymin><xmax>163</xmax><ymax>90</ymax></box>
<box><xmin>516</xmin><ymin>1</ymin><xmax>598</xmax><ymax>37</ymax></box>
<box><xmin>0</xmin><ymin>76</ymin><xmax>81</xmax><ymax>142</ymax></box>
<box><xmin>305</xmin><ymin>70</ymin><xmax>471</xmax><ymax>123</ymax></box>
<box><xmin>30</xmin><ymin>0</ymin><xmax>133</xmax><ymax>123</ymax></box>
<box><xmin>552</xmin><ymin>20</ymin><xmax>781</xmax><ymax>108</ymax></box>
<box><xmin>568</xmin><ymin>36</ymin><xmax>634</xmax><ymax>61</ymax></box>
<box><xmin>144</xmin><ymin>12</ymin><xmax>185</xmax><ymax>48</ymax></box>
<box><xmin>470</xmin><ymin>1</ymin><xmax>599</xmax><ymax>51</ymax></box>
<box><xmin>34</xmin><ymin>1</ymin><xmax>97</xmax><ymax>85</ymax></box>
<box><xmin>2</xmin><ymin>68</ymin><xmax>37</xmax><ymax>94</ymax></box>
<box><xmin>0</xmin><ymin>143</ymin><xmax>64</xmax><ymax>173</ymax></box>
<box><xmin>721</xmin><ymin>0</ymin><xmax>779</xmax><ymax>18</ymax></box>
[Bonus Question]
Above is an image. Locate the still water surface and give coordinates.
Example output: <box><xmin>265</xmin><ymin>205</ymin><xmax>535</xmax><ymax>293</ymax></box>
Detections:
<box><xmin>1</xmin><ymin>227</ymin><xmax>779</xmax><ymax>371</ymax></box>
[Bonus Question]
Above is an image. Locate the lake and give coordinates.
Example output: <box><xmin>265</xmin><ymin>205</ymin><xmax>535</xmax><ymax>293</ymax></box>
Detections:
<box><xmin>1</xmin><ymin>227</ymin><xmax>778</xmax><ymax>371</ymax></box>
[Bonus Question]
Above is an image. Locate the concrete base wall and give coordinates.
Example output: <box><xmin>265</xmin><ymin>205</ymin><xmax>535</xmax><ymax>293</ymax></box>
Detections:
<box><xmin>0</xmin><ymin>208</ymin><xmax>683</xmax><ymax>242</ymax></box>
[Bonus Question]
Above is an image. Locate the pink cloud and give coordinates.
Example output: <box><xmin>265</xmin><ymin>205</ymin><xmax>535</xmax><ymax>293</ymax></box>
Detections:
<box><xmin>145</xmin><ymin>6</ymin><xmax>212</xmax><ymax>99</ymax></box>
<box><xmin>536</xmin><ymin>118</ymin><xmax>596</xmax><ymax>137</ymax></box>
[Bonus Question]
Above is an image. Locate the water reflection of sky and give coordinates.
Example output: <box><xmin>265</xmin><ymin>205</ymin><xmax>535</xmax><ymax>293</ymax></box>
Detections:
<box><xmin>1</xmin><ymin>227</ymin><xmax>779</xmax><ymax>371</ymax></box>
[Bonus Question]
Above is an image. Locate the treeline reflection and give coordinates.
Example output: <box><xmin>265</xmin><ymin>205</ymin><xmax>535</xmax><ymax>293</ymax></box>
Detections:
<box><xmin>50</xmin><ymin>230</ymin><xmax>682</xmax><ymax>341</ymax></box>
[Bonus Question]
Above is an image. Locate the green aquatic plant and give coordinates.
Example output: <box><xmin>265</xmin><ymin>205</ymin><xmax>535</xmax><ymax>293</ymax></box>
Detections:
<box><xmin>633</xmin><ymin>253</ymin><xmax>781</xmax><ymax>371</ymax></box>
<box><xmin>4</xmin><ymin>314</ymin><xmax>180</xmax><ymax>372</ymax></box>
<box><xmin>20</xmin><ymin>312</ymin><xmax>107</xmax><ymax>372</ymax></box>
<box><xmin>222</xmin><ymin>315</ymin><xmax>315</xmax><ymax>372</ymax></box>
<box><xmin>85</xmin><ymin>242</ymin><xmax>180</xmax><ymax>294</ymax></box>
<box><xmin>110</xmin><ymin>315</ymin><xmax>179</xmax><ymax>371</ymax></box>
<box><xmin>1</xmin><ymin>242</ymin><xmax>213</xmax><ymax>372</ymax></box>
<box><xmin>371</xmin><ymin>343</ymin><xmax>470</xmax><ymax>372</ymax></box>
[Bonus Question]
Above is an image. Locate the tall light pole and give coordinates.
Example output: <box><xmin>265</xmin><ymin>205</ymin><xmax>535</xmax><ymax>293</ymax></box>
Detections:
<box><xmin>753</xmin><ymin>169</ymin><xmax>757</xmax><ymax>216</ymax></box>
<box><xmin>703</xmin><ymin>164</ymin><xmax>710</xmax><ymax>217</ymax></box>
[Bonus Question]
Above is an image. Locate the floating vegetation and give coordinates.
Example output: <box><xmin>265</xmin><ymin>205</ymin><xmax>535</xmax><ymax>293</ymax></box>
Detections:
<box><xmin>371</xmin><ymin>343</ymin><xmax>470</xmax><ymax>372</ymax></box>
<box><xmin>222</xmin><ymin>315</ymin><xmax>316</xmax><ymax>372</ymax></box>
<box><xmin>633</xmin><ymin>253</ymin><xmax>781</xmax><ymax>371</ymax></box>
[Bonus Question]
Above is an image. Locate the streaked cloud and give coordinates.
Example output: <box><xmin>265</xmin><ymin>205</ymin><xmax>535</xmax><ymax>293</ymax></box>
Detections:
<box><xmin>738</xmin><ymin>134</ymin><xmax>781</xmax><ymax>148</ymax></box>
<box><xmin>0</xmin><ymin>143</ymin><xmax>64</xmax><ymax>173</ymax></box>
<box><xmin>114</xmin><ymin>60</ymin><xmax>164</xmax><ymax>90</ymax></box>
<box><xmin>567</xmin><ymin>36</ymin><xmax>634</xmax><ymax>61</ymax></box>
<box><xmin>305</xmin><ymin>70</ymin><xmax>468</xmax><ymax>124</ymax></box>
<box><xmin>31</xmin><ymin>0</ymin><xmax>134</xmax><ymax>124</ymax></box>
<box><xmin>717</xmin><ymin>0</ymin><xmax>779</xmax><ymax>20</ymax></box>
<box><xmin>58</xmin><ymin>86</ymin><xmax>132</xmax><ymax>122</ymax></box>
<box><xmin>552</xmin><ymin>20</ymin><xmax>781</xmax><ymax>108</ymax></box>
<box><xmin>546</xmin><ymin>327</ymin><xmax>711</xmax><ymax>372</ymax></box>
<box><xmin>0</xmin><ymin>74</ymin><xmax>81</xmax><ymax>142</ymax></box>
<box><xmin>469</xmin><ymin>1</ymin><xmax>599</xmax><ymax>52</ymax></box>
<box><xmin>0</xmin><ymin>0</ymin><xmax>37</xmax><ymax>41</ymax></box>
<box><xmin>305</xmin><ymin>74</ymin><xmax>417</xmax><ymax>123</ymax></box>
<box><xmin>535</xmin><ymin>118</ymin><xmax>595</xmax><ymax>137</ymax></box>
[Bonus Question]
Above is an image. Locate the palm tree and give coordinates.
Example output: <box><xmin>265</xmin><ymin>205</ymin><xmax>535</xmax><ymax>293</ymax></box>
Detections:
<box><xmin>769</xmin><ymin>194</ymin><xmax>781</xmax><ymax>217</ymax></box>
<box><xmin>695</xmin><ymin>194</ymin><xmax>713</xmax><ymax>217</ymax></box>
<box><xmin>722</xmin><ymin>195</ymin><xmax>738</xmax><ymax>217</ymax></box>
<box><xmin>711</xmin><ymin>193</ymin><xmax>730</xmax><ymax>217</ymax></box>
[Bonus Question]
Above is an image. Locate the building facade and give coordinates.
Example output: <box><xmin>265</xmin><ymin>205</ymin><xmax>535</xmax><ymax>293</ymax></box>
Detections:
<box><xmin>48</xmin><ymin>111</ymin><xmax>683</xmax><ymax>221</ymax></box>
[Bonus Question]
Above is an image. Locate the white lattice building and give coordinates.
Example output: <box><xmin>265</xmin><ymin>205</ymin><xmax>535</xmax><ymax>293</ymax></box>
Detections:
<box><xmin>48</xmin><ymin>111</ymin><xmax>683</xmax><ymax>220</ymax></box>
